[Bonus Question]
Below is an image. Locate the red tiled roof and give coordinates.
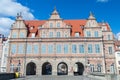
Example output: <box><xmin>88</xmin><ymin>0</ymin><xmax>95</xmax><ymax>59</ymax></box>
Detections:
<box><xmin>24</xmin><ymin>20</ymin><xmax>110</xmax><ymax>37</ymax></box>
<box><xmin>25</xmin><ymin>20</ymin><xmax>46</xmax><ymax>37</ymax></box>
<box><xmin>115</xmin><ymin>40</ymin><xmax>120</xmax><ymax>46</ymax></box>
<box><xmin>64</xmin><ymin>20</ymin><xmax>87</xmax><ymax>36</ymax></box>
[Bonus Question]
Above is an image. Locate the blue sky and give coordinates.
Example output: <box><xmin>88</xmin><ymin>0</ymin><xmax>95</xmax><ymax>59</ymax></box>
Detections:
<box><xmin>0</xmin><ymin>0</ymin><xmax>120</xmax><ymax>37</ymax></box>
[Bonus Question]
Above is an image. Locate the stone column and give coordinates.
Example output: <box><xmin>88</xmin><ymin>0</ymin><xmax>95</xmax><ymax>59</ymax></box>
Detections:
<box><xmin>52</xmin><ymin>60</ymin><xmax>57</xmax><ymax>75</ymax></box>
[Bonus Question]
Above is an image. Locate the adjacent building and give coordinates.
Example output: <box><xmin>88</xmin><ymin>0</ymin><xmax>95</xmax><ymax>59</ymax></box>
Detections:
<box><xmin>115</xmin><ymin>40</ymin><xmax>120</xmax><ymax>74</ymax></box>
<box><xmin>7</xmin><ymin>8</ymin><xmax>116</xmax><ymax>76</ymax></box>
<box><xmin>0</xmin><ymin>34</ymin><xmax>7</xmax><ymax>72</ymax></box>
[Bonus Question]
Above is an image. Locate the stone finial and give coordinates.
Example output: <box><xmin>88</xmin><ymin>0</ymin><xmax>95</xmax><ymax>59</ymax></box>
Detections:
<box><xmin>88</xmin><ymin>11</ymin><xmax>96</xmax><ymax>20</ymax></box>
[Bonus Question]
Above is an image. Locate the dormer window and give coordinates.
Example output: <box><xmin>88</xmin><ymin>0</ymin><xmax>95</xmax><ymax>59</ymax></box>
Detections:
<box><xmin>31</xmin><ymin>33</ymin><xmax>35</xmax><ymax>38</ymax></box>
<box><xmin>30</xmin><ymin>26</ymin><xmax>33</xmax><ymax>30</ymax></box>
<box><xmin>102</xmin><ymin>27</ymin><xmax>107</xmax><ymax>31</ymax></box>
<box><xmin>75</xmin><ymin>32</ymin><xmax>80</xmax><ymax>37</ymax></box>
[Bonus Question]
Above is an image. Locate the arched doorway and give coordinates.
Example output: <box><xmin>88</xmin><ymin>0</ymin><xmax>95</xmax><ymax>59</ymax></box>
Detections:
<box><xmin>57</xmin><ymin>62</ymin><xmax>68</xmax><ymax>75</ymax></box>
<box><xmin>42</xmin><ymin>62</ymin><xmax>52</xmax><ymax>75</ymax></box>
<box><xmin>73</xmin><ymin>62</ymin><xmax>84</xmax><ymax>75</ymax></box>
<box><xmin>26</xmin><ymin>62</ymin><xmax>36</xmax><ymax>75</ymax></box>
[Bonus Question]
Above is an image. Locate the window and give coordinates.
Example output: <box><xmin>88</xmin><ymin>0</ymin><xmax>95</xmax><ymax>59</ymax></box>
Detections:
<box><xmin>49</xmin><ymin>32</ymin><xmax>53</xmax><ymax>38</ymax></box>
<box><xmin>118</xmin><ymin>61</ymin><xmax>120</xmax><ymax>65</ymax></box>
<box><xmin>108</xmin><ymin>47</ymin><xmax>112</xmax><ymax>54</ymax></box>
<box><xmin>110</xmin><ymin>64</ymin><xmax>114</xmax><ymax>73</ymax></box>
<box><xmin>94</xmin><ymin>31</ymin><xmax>98</xmax><ymax>37</ymax></box>
<box><xmin>33</xmin><ymin>45</ymin><xmax>39</xmax><ymax>54</ymax></box>
<box><xmin>57</xmin><ymin>32</ymin><xmax>60</xmax><ymax>38</ymax></box>
<box><xmin>18</xmin><ymin>44</ymin><xmax>24</xmax><ymax>53</ymax></box>
<box><xmin>50</xmin><ymin>23</ymin><xmax>53</xmax><ymax>28</ymax></box>
<box><xmin>27</xmin><ymin>44</ymin><xmax>32</xmax><ymax>53</ymax></box>
<box><xmin>95</xmin><ymin>44</ymin><xmax>100</xmax><ymax>53</ymax></box>
<box><xmin>17</xmin><ymin>64</ymin><xmax>21</xmax><ymax>72</ymax></box>
<box><xmin>57</xmin><ymin>22</ymin><xmax>60</xmax><ymax>27</ymax></box>
<box><xmin>42</xmin><ymin>34</ymin><xmax>45</xmax><ymax>38</ymax></box>
<box><xmin>20</xmin><ymin>32</ymin><xmax>24</xmax><ymax>38</ymax></box>
<box><xmin>12</xmin><ymin>33</ymin><xmax>17</xmax><ymax>38</ymax></box>
<box><xmin>88</xmin><ymin>44</ymin><xmax>92</xmax><ymax>53</ymax></box>
<box><xmin>117</xmin><ymin>53</ymin><xmax>120</xmax><ymax>57</ymax></box>
<box><xmin>75</xmin><ymin>32</ymin><xmax>80</xmax><ymax>37</ymax></box>
<box><xmin>86</xmin><ymin>31</ymin><xmax>91</xmax><ymax>37</ymax></box>
<box><xmin>108</xmin><ymin>35</ymin><xmax>111</xmax><ymax>40</ymax></box>
<box><xmin>97</xmin><ymin>64</ymin><xmax>101</xmax><ymax>72</ymax></box>
<box><xmin>48</xmin><ymin>45</ymin><xmax>53</xmax><ymax>53</ymax></box>
<box><xmin>56</xmin><ymin>44</ymin><xmax>61</xmax><ymax>53</ymax></box>
<box><xmin>11</xmin><ymin>44</ymin><xmax>16</xmax><ymax>54</ymax></box>
<box><xmin>90</xmin><ymin>64</ymin><xmax>94</xmax><ymax>72</ymax></box>
<box><xmin>31</xmin><ymin>33</ymin><xmax>35</xmax><ymax>38</ymax></box>
<box><xmin>10</xmin><ymin>64</ymin><xmax>14</xmax><ymax>73</ymax></box>
<box><xmin>41</xmin><ymin>44</ymin><xmax>46</xmax><ymax>53</ymax></box>
<box><xmin>79</xmin><ymin>45</ymin><xmax>84</xmax><ymax>53</ymax></box>
<box><xmin>72</xmin><ymin>45</ymin><xmax>77</xmax><ymax>53</ymax></box>
<box><xmin>64</xmin><ymin>44</ymin><xmax>68</xmax><ymax>53</ymax></box>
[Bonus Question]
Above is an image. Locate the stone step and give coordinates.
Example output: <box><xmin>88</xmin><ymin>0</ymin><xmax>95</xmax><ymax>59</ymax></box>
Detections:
<box><xmin>11</xmin><ymin>75</ymin><xmax>102</xmax><ymax>80</ymax></box>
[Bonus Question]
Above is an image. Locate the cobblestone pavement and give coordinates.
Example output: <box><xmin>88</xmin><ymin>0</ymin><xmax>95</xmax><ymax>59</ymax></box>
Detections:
<box><xmin>11</xmin><ymin>75</ymin><xmax>103</xmax><ymax>80</ymax></box>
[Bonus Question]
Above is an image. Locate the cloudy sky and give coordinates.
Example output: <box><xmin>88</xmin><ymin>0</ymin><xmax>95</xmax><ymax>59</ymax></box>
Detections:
<box><xmin>0</xmin><ymin>0</ymin><xmax>120</xmax><ymax>38</ymax></box>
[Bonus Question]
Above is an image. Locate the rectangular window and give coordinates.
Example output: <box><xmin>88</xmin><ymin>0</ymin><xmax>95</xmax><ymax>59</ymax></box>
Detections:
<box><xmin>117</xmin><ymin>53</ymin><xmax>120</xmax><ymax>57</ymax></box>
<box><xmin>86</xmin><ymin>31</ymin><xmax>91</xmax><ymax>37</ymax></box>
<box><xmin>108</xmin><ymin>47</ymin><xmax>112</xmax><ymax>54</ymax></box>
<box><xmin>94</xmin><ymin>31</ymin><xmax>98</xmax><ymax>37</ymax></box>
<box><xmin>64</xmin><ymin>44</ymin><xmax>68</xmax><ymax>53</ymax></box>
<box><xmin>27</xmin><ymin>44</ymin><xmax>32</xmax><ymax>53</ymax></box>
<box><xmin>48</xmin><ymin>45</ymin><xmax>53</xmax><ymax>53</ymax></box>
<box><xmin>10</xmin><ymin>64</ymin><xmax>14</xmax><ymax>73</ymax></box>
<box><xmin>11</xmin><ymin>44</ymin><xmax>17</xmax><ymax>54</ymax></box>
<box><xmin>56</xmin><ymin>44</ymin><xmax>61</xmax><ymax>53</ymax></box>
<box><xmin>50</xmin><ymin>23</ymin><xmax>53</xmax><ymax>28</ymax></box>
<box><xmin>110</xmin><ymin>64</ymin><xmax>114</xmax><ymax>73</ymax></box>
<box><xmin>41</xmin><ymin>44</ymin><xmax>46</xmax><ymax>53</ymax></box>
<box><xmin>108</xmin><ymin>35</ymin><xmax>111</xmax><ymax>40</ymax></box>
<box><xmin>12</xmin><ymin>33</ymin><xmax>17</xmax><ymax>38</ymax></box>
<box><xmin>95</xmin><ymin>44</ymin><xmax>100</xmax><ymax>53</ymax></box>
<box><xmin>79</xmin><ymin>45</ymin><xmax>84</xmax><ymax>53</ymax></box>
<box><xmin>75</xmin><ymin>32</ymin><xmax>80</xmax><ymax>37</ymax></box>
<box><xmin>57</xmin><ymin>32</ymin><xmax>60</xmax><ymax>38</ymax></box>
<box><xmin>33</xmin><ymin>45</ymin><xmax>39</xmax><ymax>54</ymax></box>
<box><xmin>57</xmin><ymin>22</ymin><xmax>60</xmax><ymax>27</ymax></box>
<box><xmin>20</xmin><ymin>32</ymin><xmax>24</xmax><ymax>38</ymax></box>
<box><xmin>90</xmin><ymin>64</ymin><xmax>94</xmax><ymax>72</ymax></box>
<box><xmin>88</xmin><ymin>44</ymin><xmax>92</xmax><ymax>53</ymax></box>
<box><xmin>49</xmin><ymin>32</ymin><xmax>53</xmax><ymax>38</ymax></box>
<box><xmin>72</xmin><ymin>45</ymin><xmax>77</xmax><ymax>53</ymax></box>
<box><xmin>118</xmin><ymin>61</ymin><xmax>120</xmax><ymax>65</ymax></box>
<box><xmin>18</xmin><ymin>44</ymin><xmax>24</xmax><ymax>53</ymax></box>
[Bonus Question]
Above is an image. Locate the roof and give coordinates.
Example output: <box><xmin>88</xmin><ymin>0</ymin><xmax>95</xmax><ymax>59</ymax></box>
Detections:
<box><xmin>64</xmin><ymin>20</ymin><xmax>87</xmax><ymax>36</ymax></box>
<box><xmin>115</xmin><ymin>40</ymin><xmax>120</xmax><ymax>46</ymax></box>
<box><xmin>24</xmin><ymin>20</ymin><xmax>109</xmax><ymax>37</ymax></box>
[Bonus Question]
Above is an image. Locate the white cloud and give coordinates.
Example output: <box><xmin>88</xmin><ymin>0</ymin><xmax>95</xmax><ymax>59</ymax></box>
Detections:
<box><xmin>116</xmin><ymin>32</ymin><xmax>120</xmax><ymax>40</ymax></box>
<box><xmin>97</xmin><ymin>0</ymin><xmax>109</xmax><ymax>3</ymax></box>
<box><xmin>0</xmin><ymin>0</ymin><xmax>35</xmax><ymax>36</ymax></box>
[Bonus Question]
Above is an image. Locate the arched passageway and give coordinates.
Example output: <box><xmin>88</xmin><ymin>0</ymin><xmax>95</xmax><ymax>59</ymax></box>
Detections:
<box><xmin>26</xmin><ymin>62</ymin><xmax>36</xmax><ymax>75</ymax></box>
<box><xmin>57</xmin><ymin>62</ymin><xmax>68</xmax><ymax>75</ymax></box>
<box><xmin>73</xmin><ymin>62</ymin><xmax>84</xmax><ymax>75</ymax></box>
<box><xmin>42</xmin><ymin>62</ymin><xmax>52</xmax><ymax>75</ymax></box>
